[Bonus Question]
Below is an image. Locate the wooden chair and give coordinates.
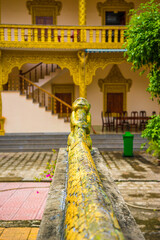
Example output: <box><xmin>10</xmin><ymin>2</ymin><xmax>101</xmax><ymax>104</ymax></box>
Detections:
<box><xmin>121</xmin><ymin>111</ymin><xmax>130</xmax><ymax>131</ymax></box>
<box><xmin>115</xmin><ymin>112</ymin><xmax>123</xmax><ymax>132</ymax></box>
<box><xmin>106</xmin><ymin>112</ymin><xmax>114</xmax><ymax>131</ymax></box>
<box><xmin>101</xmin><ymin>111</ymin><xmax>114</xmax><ymax>132</ymax></box>
<box><xmin>130</xmin><ymin>111</ymin><xmax>138</xmax><ymax>132</ymax></box>
<box><xmin>139</xmin><ymin>110</ymin><xmax>147</xmax><ymax>130</ymax></box>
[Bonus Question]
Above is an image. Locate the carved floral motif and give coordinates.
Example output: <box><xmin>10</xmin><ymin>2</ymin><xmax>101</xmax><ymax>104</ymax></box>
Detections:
<box><xmin>98</xmin><ymin>64</ymin><xmax>132</xmax><ymax>92</ymax></box>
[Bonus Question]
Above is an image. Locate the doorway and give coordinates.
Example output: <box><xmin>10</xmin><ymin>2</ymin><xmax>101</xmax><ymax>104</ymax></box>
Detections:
<box><xmin>105</xmin><ymin>11</ymin><xmax>126</xmax><ymax>25</ymax></box>
<box><xmin>36</xmin><ymin>16</ymin><xmax>53</xmax><ymax>41</ymax></box>
<box><xmin>55</xmin><ymin>93</ymin><xmax>72</xmax><ymax>113</ymax></box>
<box><xmin>107</xmin><ymin>93</ymin><xmax>123</xmax><ymax>113</ymax></box>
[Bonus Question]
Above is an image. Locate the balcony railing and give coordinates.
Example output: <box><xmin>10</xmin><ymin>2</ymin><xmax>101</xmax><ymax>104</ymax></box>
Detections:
<box><xmin>0</xmin><ymin>24</ymin><xmax>126</xmax><ymax>50</ymax></box>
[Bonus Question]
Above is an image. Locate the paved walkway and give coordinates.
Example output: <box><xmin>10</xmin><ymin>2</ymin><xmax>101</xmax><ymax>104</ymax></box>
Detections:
<box><xmin>102</xmin><ymin>151</ymin><xmax>160</xmax><ymax>240</ymax></box>
<box><xmin>0</xmin><ymin>152</ymin><xmax>57</xmax><ymax>181</ymax></box>
<box><xmin>0</xmin><ymin>182</ymin><xmax>50</xmax><ymax>221</ymax></box>
<box><xmin>0</xmin><ymin>151</ymin><xmax>160</xmax><ymax>240</ymax></box>
<box><xmin>0</xmin><ymin>228</ymin><xmax>39</xmax><ymax>240</ymax></box>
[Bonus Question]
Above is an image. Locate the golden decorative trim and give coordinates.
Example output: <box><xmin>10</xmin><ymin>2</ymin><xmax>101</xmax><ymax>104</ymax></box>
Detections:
<box><xmin>26</xmin><ymin>0</ymin><xmax>62</xmax><ymax>24</ymax></box>
<box><xmin>0</xmin><ymin>117</ymin><xmax>5</xmax><ymax>135</ymax></box>
<box><xmin>79</xmin><ymin>0</ymin><xmax>86</xmax><ymax>25</ymax></box>
<box><xmin>98</xmin><ymin>64</ymin><xmax>132</xmax><ymax>112</ymax></box>
<box><xmin>97</xmin><ymin>0</ymin><xmax>134</xmax><ymax>25</ymax></box>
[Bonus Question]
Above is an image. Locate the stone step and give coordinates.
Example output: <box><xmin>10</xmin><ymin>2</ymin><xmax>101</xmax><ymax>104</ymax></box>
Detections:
<box><xmin>0</xmin><ymin>133</ymin><xmax>147</xmax><ymax>152</ymax></box>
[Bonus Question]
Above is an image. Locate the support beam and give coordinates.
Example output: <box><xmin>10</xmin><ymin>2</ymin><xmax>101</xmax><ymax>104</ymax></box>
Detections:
<box><xmin>79</xmin><ymin>0</ymin><xmax>86</xmax><ymax>25</ymax></box>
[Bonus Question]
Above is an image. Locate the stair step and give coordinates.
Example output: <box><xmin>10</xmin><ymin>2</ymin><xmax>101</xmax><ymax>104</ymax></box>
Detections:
<box><xmin>0</xmin><ymin>133</ymin><xmax>147</xmax><ymax>152</ymax></box>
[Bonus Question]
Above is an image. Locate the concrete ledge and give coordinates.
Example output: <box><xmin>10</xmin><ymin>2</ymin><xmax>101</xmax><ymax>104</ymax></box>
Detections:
<box><xmin>37</xmin><ymin>148</ymin><xmax>68</xmax><ymax>240</ymax></box>
<box><xmin>37</xmin><ymin>148</ymin><xmax>145</xmax><ymax>240</ymax></box>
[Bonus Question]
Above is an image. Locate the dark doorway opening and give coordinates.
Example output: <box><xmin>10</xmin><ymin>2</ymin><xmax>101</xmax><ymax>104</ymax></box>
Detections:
<box><xmin>107</xmin><ymin>93</ymin><xmax>123</xmax><ymax>113</ymax></box>
<box><xmin>55</xmin><ymin>93</ymin><xmax>72</xmax><ymax>113</ymax></box>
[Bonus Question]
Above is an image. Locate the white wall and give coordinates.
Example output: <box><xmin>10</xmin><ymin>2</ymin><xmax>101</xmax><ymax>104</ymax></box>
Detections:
<box><xmin>87</xmin><ymin>63</ymin><xmax>159</xmax><ymax>125</ymax></box>
<box><xmin>2</xmin><ymin>92</ymin><xmax>70</xmax><ymax>133</ymax></box>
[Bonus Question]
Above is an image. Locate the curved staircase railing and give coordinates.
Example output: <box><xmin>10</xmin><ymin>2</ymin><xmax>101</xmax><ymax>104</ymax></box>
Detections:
<box><xmin>20</xmin><ymin>63</ymin><xmax>60</xmax><ymax>83</ymax></box>
<box><xmin>18</xmin><ymin>75</ymin><xmax>72</xmax><ymax>121</ymax></box>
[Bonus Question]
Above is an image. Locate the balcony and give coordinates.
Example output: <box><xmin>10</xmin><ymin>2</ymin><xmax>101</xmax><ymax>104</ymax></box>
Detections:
<box><xmin>0</xmin><ymin>24</ymin><xmax>126</xmax><ymax>50</ymax></box>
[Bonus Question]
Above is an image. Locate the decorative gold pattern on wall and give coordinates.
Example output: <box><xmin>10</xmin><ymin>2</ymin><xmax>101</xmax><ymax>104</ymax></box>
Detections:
<box><xmin>1</xmin><ymin>51</ymin><xmax>125</xmax><ymax>87</ymax></box>
<box><xmin>26</xmin><ymin>0</ymin><xmax>62</xmax><ymax>24</ymax></box>
<box><xmin>1</xmin><ymin>51</ymin><xmax>79</xmax><ymax>86</ymax></box>
<box><xmin>97</xmin><ymin>0</ymin><xmax>134</xmax><ymax>25</ymax></box>
<box><xmin>98</xmin><ymin>64</ymin><xmax>132</xmax><ymax>112</ymax></box>
<box><xmin>87</xmin><ymin>52</ymin><xmax>125</xmax><ymax>86</ymax></box>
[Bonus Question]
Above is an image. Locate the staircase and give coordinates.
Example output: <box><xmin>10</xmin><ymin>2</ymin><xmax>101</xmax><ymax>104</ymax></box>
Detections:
<box><xmin>0</xmin><ymin>133</ymin><xmax>147</xmax><ymax>152</ymax></box>
<box><xmin>6</xmin><ymin>63</ymin><xmax>72</xmax><ymax>122</ymax></box>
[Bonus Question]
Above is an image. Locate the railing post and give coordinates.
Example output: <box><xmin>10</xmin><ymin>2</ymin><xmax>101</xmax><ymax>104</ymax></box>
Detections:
<box><xmin>120</xmin><ymin>29</ymin><xmax>124</xmax><ymax>43</ymax></box>
<box><xmin>61</xmin><ymin>29</ymin><xmax>64</xmax><ymax>43</ymax></box>
<box><xmin>34</xmin><ymin>28</ymin><xmax>38</xmax><ymax>42</ymax></box>
<box><xmin>0</xmin><ymin>27</ymin><xmax>4</xmax><ymax>41</ymax></box>
<box><xmin>48</xmin><ymin>29</ymin><xmax>51</xmax><ymax>42</ymax></box>
<box><xmin>115</xmin><ymin>29</ymin><xmax>118</xmax><ymax>44</ymax></box>
<box><xmin>21</xmin><ymin>28</ymin><xmax>25</xmax><ymax>42</ymax></box>
<box><xmin>41</xmin><ymin>29</ymin><xmax>45</xmax><ymax>42</ymax></box>
<box><xmin>108</xmin><ymin>29</ymin><xmax>112</xmax><ymax>43</ymax></box>
<box><xmin>54</xmin><ymin>29</ymin><xmax>58</xmax><ymax>43</ymax></box>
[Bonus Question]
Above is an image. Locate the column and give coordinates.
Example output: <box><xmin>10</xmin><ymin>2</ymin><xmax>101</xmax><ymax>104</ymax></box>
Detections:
<box><xmin>79</xmin><ymin>0</ymin><xmax>86</xmax><ymax>26</ymax></box>
<box><xmin>78</xmin><ymin>51</ymin><xmax>88</xmax><ymax>99</ymax></box>
<box><xmin>79</xmin><ymin>82</ymin><xmax>87</xmax><ymax>98</ymax></box>
<box><xmin>0</xmin><ymin>83</ymin><xmax>5</xmax><ymax>135</ymax></box>
<box><xmin>0</xmin><ymin>54</ymin><xmax>5</xmax><ymax>135</ymax></box>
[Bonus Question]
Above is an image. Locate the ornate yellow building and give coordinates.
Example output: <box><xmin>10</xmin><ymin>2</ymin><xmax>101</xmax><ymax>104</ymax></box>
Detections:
<box><xmin>0</xmin><ymin>0</ymin><xmax>159</xmax><ymax>134</ymax></box>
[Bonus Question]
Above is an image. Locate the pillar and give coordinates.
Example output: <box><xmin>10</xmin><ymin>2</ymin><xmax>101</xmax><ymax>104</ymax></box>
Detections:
<box><xmin>0</xmin><ymin>54</ymin><xmax>5</xmax><ymax>135</ymax></box>
<box><xmin>78</xmin><ymin>51</ymin><xmax>88</xmax><ymax>99</ymax></box>
<box><xmin>79</xmin><ymin>82</ymin><xmax>87</xmax><ymax>98</ymax></box>
<box><xmin>0</xmin><ymin>84</ymin><xmax>5</xmax><ymax>135</ymax></box>
<box><xmin>79</xmin><ymin>0</ymin><xmax>86</xmax><ymax>26</ymax></box>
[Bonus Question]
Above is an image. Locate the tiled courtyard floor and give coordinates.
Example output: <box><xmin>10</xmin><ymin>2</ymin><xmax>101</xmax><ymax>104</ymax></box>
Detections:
<box><xmin>101</xmin><ymin>151</ymin><xmax>160</xmax><ymax>240</ymax></box>
<box><xmin>0</xmin><ymin>151</ymin><xmax>160</xmax><ymax>240</ymax></box>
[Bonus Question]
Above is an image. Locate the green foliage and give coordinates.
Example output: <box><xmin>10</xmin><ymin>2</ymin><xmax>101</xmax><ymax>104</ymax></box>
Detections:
<box><xmin>124</xmin><ymin>0</ymin><xmax>160</xmax><ymax>101</ymax></box>
<box><xmin>147</xmin><ymin>67</ymin><xmax>160</xmax><ymax>103</ymax></box>
<box><xmin>34</xmin><ymin>149</ymin><xmax>57</xmax><ymax>182</ymax></box>
<box><xmin>124</xmin><ymin>0</ymin><xmax>160</xmax><ymax>158</ymax></box>
<box><xmin>141</xmin><ymin>115</ymin><xmax>160</xmax><ymax>158</ymax></box>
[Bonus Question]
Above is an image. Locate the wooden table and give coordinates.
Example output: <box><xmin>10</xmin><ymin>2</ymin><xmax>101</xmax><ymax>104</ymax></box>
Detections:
<box><xmin>114</xmin><ymin>116</ymin><xmax>150</xmax><ymax>132</ymax></box>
